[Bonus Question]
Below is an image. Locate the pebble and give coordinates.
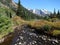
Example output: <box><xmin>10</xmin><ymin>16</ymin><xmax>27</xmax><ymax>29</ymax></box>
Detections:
<box><xmin>48</xmin><ymin>38</ymin><xmax>51</xmax><ymax>41</ymax></box>
<box><xmin>29</xmin><ymin>42</ymin><xmax>32</xmax><ymax>45</ymax></box>
<box><xmin>19</xmin><ymin>36</ymin><xmax>24</xmax><ymax>40</ymax></box>
<box><xmin>19</xmin><ymin>42</ymin><xmax>22</xmax><ymax>45</ymax></box>
<box><xmin>32</xmin><ymin>42</ymin><xmax>35</xmax><ymax>44</ymax></box>
<box><xmin>16</xmin><ymin>39</ymin><xmax>19</xmax><ymax>42</ymax></box>
<box><xmin>15</xmin><ymin>44</ymin><xmax>17</xmax><ymax>45</ymax></box>
<box><xmin>34</xmin><ymin>41</ymin><xmax>37</xmax><ymax>43</ymax></box>
<box><xmin>39</xmin><ymin>36</ymin><xmax>42</xmax><ymax>38</ymax></box>
<box><xmin>51</xmin><ymin>39</ymin><xmax>59</xmax><ymax>43</ymax></box>
<box><xmin>36</xmin><ymin>36</ymin><xmax>38</xmax><ymax>38</ymax></box>
<box><xmin>32</xmin><ymin>41</ymin><xmax>37</xmax><ymax>44</ymax></box>
<box><xmin>54</xmin><ymin>40</ymin><xmax>59</xmax><ymax>43</ymax></box>
<box><xmin>52</xmin><ymin>41</ymin><xmax>55</xmax><ymax>44</ymax></box>
<box><xmin>0</xmin><ymin>38</ymin><xmax>4</xmax><ymax>43</ymax></box>
<box><xmin>42</xmin><ymin>37</ymin><xmax>46</xmax><ymax>41</ymax></box>
<box><xmin>29</xmin><ymin>33</ymin><xmax>37</xmax><ymax>36</ymax></box>
<box><xmin>22</xmin><ymin>30</ymin><xmax>26</xmax><ymax>33</ymax></box>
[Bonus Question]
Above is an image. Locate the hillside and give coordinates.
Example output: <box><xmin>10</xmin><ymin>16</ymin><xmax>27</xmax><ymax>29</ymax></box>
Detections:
<box><xmin>0</xmin><ymin>1</ymin><xmax>16</xmax><ymax>39</ymax></box>
<box><xmin>20</xmin><ymin>5</ymin><xmax>41</xmax><ymax>20</ymax></box>
<box><xmin>0</xmin><ymin>1</ymin><xmax>16</xmax><ymax>16</ymax></box>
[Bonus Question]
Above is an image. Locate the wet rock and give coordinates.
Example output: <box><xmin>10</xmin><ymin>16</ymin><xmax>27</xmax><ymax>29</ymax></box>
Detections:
<box><xmin>19</xmin><ymin>36</ymin><xmax>24</xmax><ymax>40</ymax></box>
<box><xmin>51</xmin><ymin>39</ymin><xmax>59</xmax><ymax>43</ymax></box>
<box><xmin>41</xmin><ymin>36</ymin><xmax>46</xmax><ymax>41</ymax></box>
<box><xmin>15</xmin><ymin>44</ymin><xmax>17</xmax><ymax>45</ymax></box>
<box><xmin>52</xmin><ymin>41</ymin><xmax>56</xmax><ymax>45</ymax></box>
<box><xmin>18</xmin><ymin>42</ymin><xmax>22</xmax><ymax>45</ymax></box>
<box><xmin>0</xmin><ymin>38</ymin><xmax>4</xmax><ymax>43</ymax></box>
<box><xmin>48</xmin><ymin>38</ymin><xmax>51</xmax><ymax>41</ymax></box>
<box><xmin>16</xmin><ymin>38</ymin><xmax>19</xmax><ymax>42</ymax></box>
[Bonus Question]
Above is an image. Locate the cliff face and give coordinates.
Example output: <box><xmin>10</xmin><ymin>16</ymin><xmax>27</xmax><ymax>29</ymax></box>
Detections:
<box><xmin>0</xmin><ymin>0</ymin><xmax>13</xmax><ymax>7</ymax></box>
<box><xmin>0</xmin><ymin>0</ymin><xmax>17</xmax><ymax>10</ymax></box>
<box><xmin>0</xmin><ymin>0</ymin><xmax>12</xmax><ymax>3</ymax></box>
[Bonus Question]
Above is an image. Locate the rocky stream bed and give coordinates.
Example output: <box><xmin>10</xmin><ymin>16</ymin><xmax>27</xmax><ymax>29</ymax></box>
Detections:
<box><xmin>10</xmin><ymin>24</ymin><xmax>60</xmax><ymax>45</ymax></box>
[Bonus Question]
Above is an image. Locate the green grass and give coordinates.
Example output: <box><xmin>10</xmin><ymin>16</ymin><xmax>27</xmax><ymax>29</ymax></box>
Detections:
<box><xmin>0</xmin><ymin>7</ymin><xmax>15</xmax><ymax>39</ymax></box>
<box><xmin>0</xmin><ymin>15</ymin><xmax>14</xmax><ymax>39</ymax></box>
<box><xmin>52</xmin><ymin>30</ymin><xmax>60</xmax><ymax>36</ymax></box>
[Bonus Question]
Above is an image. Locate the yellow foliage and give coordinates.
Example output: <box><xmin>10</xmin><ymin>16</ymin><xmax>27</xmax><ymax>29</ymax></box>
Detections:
<box><xmin>28</xmin><ymin>20</ymin><xmax>60</xmax><ymax>29</ymax></box>
<box><xmin>53</xmin><ymin>21</ymin><xmax>60</xmax><ymax>29</ymax></box>
<box><xmin>28</xmin><ymin>20</ymin><xmax>50</xmax><ymax>28</ymax></box>
<box><xmin>12</xmin><ymin>16</ymin><xmax>25</xmax><ymax>26</ymax></box>
<box><xmin>52</xmin><ymin>30</ymin><xmax>60</xmax><ymax>36</ymax></box>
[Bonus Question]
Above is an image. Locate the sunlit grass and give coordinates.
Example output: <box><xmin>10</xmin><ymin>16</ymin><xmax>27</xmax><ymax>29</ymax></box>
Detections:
<box><xmin>52</xmin><ymin>30</ymin><xmax>60</xmax><ymax>36</ymax></box>
<box><xmin>12</xmin><ymin>16</ymin><xmax>26</xmax><ymax>26</ymax></box>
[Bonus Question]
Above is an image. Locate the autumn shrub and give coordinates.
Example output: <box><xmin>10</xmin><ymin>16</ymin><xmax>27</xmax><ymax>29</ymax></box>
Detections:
<box><xmin>52</xmin><ymin>22</ymin><xmax>60</xmax><ymax>29</ymax></box>
<box><xmin>12</xmin><ymin>16</ymin><xmax>25</xmax><ymax>26</ymax></box>
<box><xmin>28</xmin><ymin>20</ymin><xmax>60</xmax><ymax>34</ymax></box>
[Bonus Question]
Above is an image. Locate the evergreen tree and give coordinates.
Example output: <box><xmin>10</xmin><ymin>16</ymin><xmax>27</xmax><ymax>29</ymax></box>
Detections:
<box><xmin>16</xmin><ymin>0</ymin><xmax>23</xmax><ymax>16</ymax></box>
<box><xmin>54</xmin><ymin>8</ymin><xmax>56</xmax><ymax>15</ymax></box>
<box><xmin>57</xmin><ymin>10</ymin><xmax>60</xmax><ymax>15</ymax></box>
<box><xmin>49</xmin><ymin>12</ymin><xmax>53</xmax><ymax>18</ymax></box>
<box><xmin>57</xmin><ymin>10</ymin><xmax>60</xmax><ymax>18</ymax></box>
<box><xmin>53</xmin><ymin>8</ymin><xmax>56</xmax><ymax>18</ymax></box>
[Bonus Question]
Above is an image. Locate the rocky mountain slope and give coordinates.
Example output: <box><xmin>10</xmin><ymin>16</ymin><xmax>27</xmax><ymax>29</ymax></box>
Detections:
<box><xmin>28</xmin><ymin>9</ymin><xmax>51</xmax><ymax>16</ymax></box>
<box><xmin>0</xmin><ymin>0</ymin><xmax>17</xmax><ymax>11</ymax></box>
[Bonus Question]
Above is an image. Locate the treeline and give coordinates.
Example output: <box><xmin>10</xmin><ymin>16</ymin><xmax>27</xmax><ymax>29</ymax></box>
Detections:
<box><xmin>15</xmin><ymin>0</ymin><xmax>60</xmax><ymax>20</ymax></box>
<box><xmin>16</xmin><ymin>0</ymin><xmax>41</xmax><ymax>20</ymax></box>
<box><xmin>49</xmin><ymin>9</ymin><xmax>60</xmax><ymax>19</ymax></box>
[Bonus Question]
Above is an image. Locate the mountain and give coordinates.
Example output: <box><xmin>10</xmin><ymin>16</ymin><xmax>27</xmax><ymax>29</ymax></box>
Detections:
<box><xmin>28</xmin><ymin>9</ymin><xmax>51</xmax><ymax>16</ymax></box>
<box><xmin>40</xmin><ymin>9</ymin><xmax>51</xmax><ymax>15</ymax></box>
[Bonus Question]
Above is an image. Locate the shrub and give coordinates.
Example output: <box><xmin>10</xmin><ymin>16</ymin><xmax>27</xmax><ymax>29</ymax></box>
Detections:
<box><xmin>52</xmin><ymin>30</ymin><xmax>60</xmax><ymax>36</ymax></box>
<box><xmin>0</xmin><ymin>15</ymin><xmax>13</xmax><ymax>38</ymax></box>
<box><xmin>12</xmin><ymin>16</ymin><xmax>25</xmax><ymax>25</ymax></box>
<box><xmin>42</xmin><ymin>25</ymin><xmax>52</xmax><ymax>31</ymax></box>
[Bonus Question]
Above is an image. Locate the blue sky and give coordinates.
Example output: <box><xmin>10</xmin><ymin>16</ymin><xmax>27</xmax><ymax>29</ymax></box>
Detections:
<box><xmin>13</xmin><ymin>0</ymin><xmax>60</xmax><ymax>12</ymax></box>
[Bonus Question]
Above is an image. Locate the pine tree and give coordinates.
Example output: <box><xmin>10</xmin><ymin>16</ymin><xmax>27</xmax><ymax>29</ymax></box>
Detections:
<box><xmin>57</xmin><ymin>10</ymin><xmax>60</xmax><ymax>15</ymax></box>
<box><xmin>53</xmin><ymin>8</ymin><xmax>56</xmax><ymax>18</ymax></box>
<box><xmin>54</xmin><ymin>8</ymin><xmax>56</xmax><ymax>15</ymax></box>
<box><xmin>49</xmin><ymin>12</ymin><xmax>53</xmax><ymax>18</ymax></box>
<box><xmin>16</xmin><ymin>0</ymin><xmax>23</xmax><ymax>16</ymax></box>
<box><xmin>57</xmin><ymin>10</ymin><xmax>60</xmax><ymax>18</ymax></box>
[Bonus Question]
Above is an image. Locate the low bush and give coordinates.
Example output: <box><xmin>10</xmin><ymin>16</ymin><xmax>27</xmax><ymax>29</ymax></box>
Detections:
<box><xmin>52</xmin><ymin>30</ymin><xmax>60</xmax><ymax>36</ymax></box>
<box><xmin>0</xmin><ymin>15</ymin><xmax>13</xmax><ymax>38</ymax></box>
<box><xmin>12</xmin><ymin>16</ymin><xmax>25</xmax><ymax>25</ymax></box>
<box><xmin>42</xmin><ymin>25</ymin><xmax>52</xmax><ymax>31</ymax></box>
